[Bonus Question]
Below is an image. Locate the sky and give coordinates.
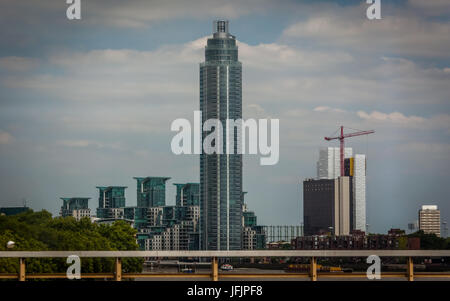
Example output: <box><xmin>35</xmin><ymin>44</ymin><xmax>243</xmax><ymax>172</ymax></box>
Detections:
<box><xmin>0</xmin><ymin>0</ymin><xmax>449</xmax><ymax>234</ymax></box>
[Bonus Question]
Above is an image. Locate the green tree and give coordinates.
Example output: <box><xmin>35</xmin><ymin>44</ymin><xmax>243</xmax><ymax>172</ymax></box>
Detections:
<box><xmin>0</xmin><ymin>210</ymin><xmax>143</xmax><ymax>275</ymax></box>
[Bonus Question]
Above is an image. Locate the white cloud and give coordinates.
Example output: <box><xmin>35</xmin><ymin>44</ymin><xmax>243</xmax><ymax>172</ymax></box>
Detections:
<box><xmin>57</xmin><ymin>140</ymin><xmax>101</xmax><ymax>148</ymax></box>
<box><xmin>238</xmin><ymin>42</ymin><xmax>353</xmax><ymax>70</ymax></box>
<box><xmin>282</xmin><ymin>7</ymin><xmax>450</xmax><ymax>58</ymax></box>
<box><xmin>0</xmin><ymin>0</ymin><xmax>275</xmax><ymax>30</ymax></box>
<box><xmin>357</xmin><ymin>111</ymin><xmax>425</xmax><ymax>124</ymax></box>
<box><xmin>357</xmin><ymin>110</ymin><xmax>450</xmax><ymax>131</ymax></box>
<box><xmin>245</xmin><ymin>103</ymin><xmax>269</xmax><ymax>119</ymax></box>
<box><xmin>0</xmin><ymin>37</ymin><xmax>355</xmax><ymax>108</ymax></box>
<box><xmin>56</xmin><ymin>139</ymin><xmax>123</xmax><ymax>151</ymax></box>
<box><xmin>87</xmin><ymin>0</ymin><xmax>272</xmax><ymax>28</ymax></box>
<box><xmin>313</xmin><ymin>106</ymin><xmax>345</xmax><ymax>113</ymax></box>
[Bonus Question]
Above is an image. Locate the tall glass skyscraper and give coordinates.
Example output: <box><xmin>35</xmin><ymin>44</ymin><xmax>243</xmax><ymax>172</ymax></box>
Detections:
<box><xmin>200</xmin><ymin>20</ymin><xmax>243</xmax><ymax>250</ymax></box>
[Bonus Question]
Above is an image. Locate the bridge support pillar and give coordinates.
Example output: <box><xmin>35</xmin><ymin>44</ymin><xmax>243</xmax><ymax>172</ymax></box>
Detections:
<box><xmin>407</xmin><ymin>256</ymin><xmax>414</xmax><ymax>281</ymax></box>
<box><xmin>310</xmin><ymin>256</ymin><xmax>317</xmax><ymax>281</ymax></box>
<box><xmin>19</xmin><ymin>258</ymin><xmax>26</xmax><ymax>281</ymax></box>
<box><xmin>211</xmin><ymin>257</ymin><xmax>219</xmax><ymax>281</ymax></box>
<box><xmin>115</xmin><ymin>257</ymin><xmax>122</xmax><ymax>281</ymax></box>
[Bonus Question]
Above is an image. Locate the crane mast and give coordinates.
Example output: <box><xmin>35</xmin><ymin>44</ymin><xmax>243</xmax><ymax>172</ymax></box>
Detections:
<box><xmin>324</xmin><ymin>126</ymin><xmax>375</xmax><ymax>177</ymax></box>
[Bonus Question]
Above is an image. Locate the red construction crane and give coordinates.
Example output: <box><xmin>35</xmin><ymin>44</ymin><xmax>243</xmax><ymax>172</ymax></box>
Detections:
<box><xmin>324</xmin><ymin>126</ymin><xmax>375</xmax><ymax>177</ymax></box>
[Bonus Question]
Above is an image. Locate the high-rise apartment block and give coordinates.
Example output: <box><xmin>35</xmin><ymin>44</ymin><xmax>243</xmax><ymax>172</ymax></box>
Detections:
<box><xmin>124</xmin><ymin>207</ymin><xmax>148</xmax><ymax>229</ymax></box>
<box><xmin>59</xmin><ymin>197</ymin><xmax>91</xmax><ymax>221</ymax></box>
<box><xmin>139</xmin><ymin>204</ymin><xmax>200</xmax><ymax>251</ymax></box>
<box><xmin>96</xmin><ymin>186</ymin><xmax>127</xmax><ymax>219</ymax></box>
<box><xmin>134</xmin><ymin>177</ymin><xmax>170</xmax><ymax>207</ymax></box>
<box><xmin>419</xmin><ymin>205</ymin><xmax>441</xmax><ymax>237</ymax></box>
<box><xmin>200</xmin><ymin>20</ymin><xmax>243</xmax><ymax>250</ymax></box>
<box><xmin>242</xmin><ymin>203</ymin><xmax>266</xmax><ymax>250</ymax></box>
<box><xmin>348</xmin><ymin>154</ymin><xmax>366</xmax><ymax>232</ymax></box>
<box><xmin>91</xmin><ymin>178</ymin><xmax>201</xmax><ymax>250</ymax></box>
<box><xmin>174</xmin><ymin>183</ymin><xmax>199</xmax><ymax>206</ymax></box>
<box><xmin>122</xmin><ymin>179</ymin><xmax>203</xmax><ymax>251</ymax></box>
<box><xmin>317</xmin><ymin>147</ymin><xmax>353</xmax><ymax>179</ymax></box>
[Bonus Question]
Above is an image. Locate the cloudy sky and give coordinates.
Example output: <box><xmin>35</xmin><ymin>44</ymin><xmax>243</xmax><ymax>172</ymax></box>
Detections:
<box><xmin>0</xmin><ymin>0</ymin><xmax>449</xmax><ymax>234</ymax></box>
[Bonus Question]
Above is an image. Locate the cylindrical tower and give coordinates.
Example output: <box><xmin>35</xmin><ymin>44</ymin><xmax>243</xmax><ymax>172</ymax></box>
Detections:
<box><xmin>200</xmin><ymin>20</ymin><xmax>243</xmax><ymax>250</ymax></box>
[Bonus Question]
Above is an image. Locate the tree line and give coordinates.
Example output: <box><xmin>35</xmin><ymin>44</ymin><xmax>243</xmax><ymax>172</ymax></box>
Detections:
<box><xmin>0</xmin><ymin>210</ymin><xmax>142</xmax><ymax>275</ymax></box>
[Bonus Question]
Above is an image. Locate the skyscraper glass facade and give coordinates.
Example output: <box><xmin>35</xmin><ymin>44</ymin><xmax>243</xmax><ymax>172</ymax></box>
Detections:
<box><xmin>134</xmin><ymin>177</ymin><xmax>170</xmax><ymax>207</ymax></box>
<box><xmin>174</xmin><ymin>183</ymin><xmax>199</xmax><ymax>206</ymax></box>
<box><xmin>96</xmin><ymin>186</ymin><xmax>127</xmax><ymax>218</ymax></box>
<box><xmin>200</xmin><ymin>20</ymin><xmax>243</xmax><ymax>250</ymax></box>
<box><xmin>97</xmin><ymin>186</ymin><xmax>126</xmax><ymax>209</ymax></box>
<box><xmin>60</xmin><ymin>197</ymin><xmax>90</xmax><ymax>212</ymax></box>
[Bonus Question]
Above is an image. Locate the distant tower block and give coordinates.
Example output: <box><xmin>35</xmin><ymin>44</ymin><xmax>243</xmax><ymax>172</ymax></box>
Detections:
<box><xmin>419</xmin><ymin>205</ymin><xmax>441</xmax><ymax>237</ymax></box>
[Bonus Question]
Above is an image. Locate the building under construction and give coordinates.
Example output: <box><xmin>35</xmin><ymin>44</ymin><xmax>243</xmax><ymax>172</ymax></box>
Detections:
<box><xmin>303</xmin><ymin>126</ymin><xmax>374</xmax><ymax>236</ymax></box>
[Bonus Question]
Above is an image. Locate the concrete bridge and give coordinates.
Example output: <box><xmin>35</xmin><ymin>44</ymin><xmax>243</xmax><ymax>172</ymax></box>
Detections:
<box><xmin>1</xmin><ymin>250</ymin><xmax>449</xmax><ymax>281</ymax></box>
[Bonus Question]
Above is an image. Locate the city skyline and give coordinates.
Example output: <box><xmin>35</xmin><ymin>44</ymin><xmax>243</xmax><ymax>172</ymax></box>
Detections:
<box><xmin>0</xmin><ymin>0</ymin><xmax>449</xmax><ymax>234</ymax></box>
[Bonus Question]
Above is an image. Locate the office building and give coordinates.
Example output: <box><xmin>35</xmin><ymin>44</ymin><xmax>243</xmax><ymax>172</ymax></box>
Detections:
<box><xmin>335</xmin><ymin>176</ymin><xmax>352</xmax><ymax>235</ymax></box>
<box><xmin>303</xmin><ymin>177</ymin><xmax>352</xmax><ymax>236</ymax></box>
<box><xmin>419</xmin><ymin>205</ymin><xmax>441</xmax><ymax>237</ymax></box>
<box><xmin>303</xmin><ymin>178</ymin><xmax>334</xmax><ymax>236</ymax></box>
<box><xmin>316</xmin><ymin>147</ymin><xmax>367</xmax><ymax>232</ymax></box>
<box><xmin>200</xmin><ymin>20</ymin><xmax>243</xmax><ymax>250</ymax></box>
<box><xmin>59</xmin><ymin>197</ymin><xmax>91</xmax><ymax>221</ymax></box>
<box><xmin>134</xmin><ymin>177</ymin><xmax>170</xmax><ymax>207</ymax></box>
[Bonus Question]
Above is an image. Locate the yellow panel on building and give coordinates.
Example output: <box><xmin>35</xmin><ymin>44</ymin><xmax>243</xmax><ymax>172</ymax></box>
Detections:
<box><xmin>349</xmin><ymin>157</ymin><xmax>354</xmax><ymax>176</ymax></box>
